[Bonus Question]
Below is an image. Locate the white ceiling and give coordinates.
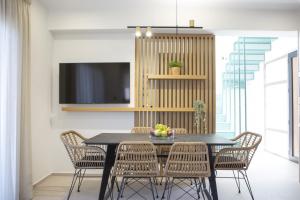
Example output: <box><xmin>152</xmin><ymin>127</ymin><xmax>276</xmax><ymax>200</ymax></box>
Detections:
<box><xmin>39</xmin><ymin>0</ymin><xmax>300</xmax><ymax>12</ymax></box>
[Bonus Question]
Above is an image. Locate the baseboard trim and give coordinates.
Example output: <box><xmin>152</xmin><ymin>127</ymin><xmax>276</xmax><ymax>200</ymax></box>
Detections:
<box><xmin>33</xmin><ymin>174</ymin><xmax>51</xmax><ymax>186</ymax></box>
<box><xmin>51</xmin><ymin>172</ymin><xmax>102</xmax><ymax>177</ymax></box>
<box><xmin>33</xmin><ymin>171</ymin><xmax>103</xmax><ymax>186</ymax></box>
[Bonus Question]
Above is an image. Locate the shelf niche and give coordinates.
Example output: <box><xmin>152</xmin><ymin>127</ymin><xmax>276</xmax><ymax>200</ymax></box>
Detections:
<box><xmin>62</xmin><ymin>107</ymin><xmax>195</xmax><ymax>112</ymax></box>
<box><xmin>147</xmin><ymin>74</ymin><xmax>207</xmax><ymax>80</ymax></box>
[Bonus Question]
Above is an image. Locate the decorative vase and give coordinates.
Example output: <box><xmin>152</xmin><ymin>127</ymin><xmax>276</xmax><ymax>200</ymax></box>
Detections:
<box><xmin>169</xmin><ymin>67</ymin><xmax>181</xmax><ymax>75</ymax></box>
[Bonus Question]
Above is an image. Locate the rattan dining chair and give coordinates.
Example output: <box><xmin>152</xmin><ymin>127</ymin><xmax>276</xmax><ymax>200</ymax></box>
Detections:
<box><xmin>60</xmin><ymin>131</ymin><xmax>106</xmax><ymax>200</ymax></box>
<box><xmin>214</xmin><ymin>132</ymin><xmax>262</xmax><ymax>200</ymax></box>
<box><xmin>158</xmin><ymin>128</ymin><xmax>188</xmax><ymax>155</ymax></box>
<box><xmin>131</xmin><ymin>126</ymin><xmax>152</xmax><ymax>134</ymax></box>
<box><xmin>157</xmin><ymin>128</ymin><xmax>187</xmax><ymax>184</ymax></box>
<box><xmin>112</xmin><ymin>141</ymin><xmax>160</xmax><ymax>200</ymax></box>
<box><xmin>162</xmin><ymin>142</ymin><xmax>212</xmax><ymax>200</ymax></box>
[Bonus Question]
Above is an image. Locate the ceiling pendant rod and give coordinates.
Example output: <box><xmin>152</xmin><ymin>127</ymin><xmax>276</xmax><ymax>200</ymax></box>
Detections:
<box><xmin>128</xmin><ymin>26</ymin><xmax>203</xmax><ymax>29</ymax></box>
<box><xmin>176</xmin><ymin>0</ymin><xmax>178</xmax><ymax>35</ymax></box>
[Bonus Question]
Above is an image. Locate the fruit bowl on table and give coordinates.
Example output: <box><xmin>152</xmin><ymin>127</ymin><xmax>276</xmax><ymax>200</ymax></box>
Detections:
<box><xmin>150</xmin><ymin>130</ymin><xmax>172</xmax><ymax>138</ymax></box>
<box><xmin>150</xmin><ymin>124</ymin><xmax>173</xmax><ymax>139</ymax></box>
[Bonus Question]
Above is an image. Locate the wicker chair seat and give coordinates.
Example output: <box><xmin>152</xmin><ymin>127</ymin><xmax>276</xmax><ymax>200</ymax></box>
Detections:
<box><xmin>113</xmin><ymin>162</ymin><xmax>158</xmax><ymax>177</ymax></box>
<box><xmin>214</xmin><ymin>156</ymin><xmax>247</xmax><ymax>169</ymax></box>
<box><xmin>113</xmin><ymin>170</ymin><xmax>158</xmax><ymax>177</ymax></box>
<box><xmin>75</xmin><ymin>155</ymin><xmax>105</xmax><ymax>168</ymax></box>
<box><xmin>166</xmin><ymin>165</ymin><xmax>211</xmax><ymax>178</ymax></box>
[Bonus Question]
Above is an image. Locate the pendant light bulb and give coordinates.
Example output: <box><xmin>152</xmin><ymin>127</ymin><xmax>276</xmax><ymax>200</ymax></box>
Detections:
<box><xmin>135</xmin><ymin>26</ymin><xmax>142</xmax><ymax>37</ymax></box>
<box><xmin>146</xmin><ymin>26</ymin><xmax>152</xmax><ymax>37</ymax></box>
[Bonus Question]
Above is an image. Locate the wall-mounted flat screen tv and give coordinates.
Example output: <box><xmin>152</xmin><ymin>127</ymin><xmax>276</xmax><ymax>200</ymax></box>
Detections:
<box><xmin>59</xmin><ymin>62</ymin><xmax>130</xmax><ymax>104</ymax></box>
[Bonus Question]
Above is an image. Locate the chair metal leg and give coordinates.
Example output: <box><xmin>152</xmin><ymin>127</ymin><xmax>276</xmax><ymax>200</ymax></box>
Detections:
<box><xmin>109</xmin><ymin>172</ymin><xmax>120</xmax><ymax>193</ymax></box>
<box><xmin>107</xmin><ymin>175</ymin><xmax>116</xmax><ymax>200</ymax></box>
<box><xmin>233</xmin><ymin>170</ymin><xmax>241</xmax><ymax>193</ymax></box>
<box><xmin>152</xmin><ymin>178</ymin><xmax>159</xmax><ymax>198</ymax></box>
<box><xmin>77</xmin><ymin>169</ymin><xmax>86</xmax><ymax>192</ymax></box>
<box><xmin>198</xmin><ymin>179</ymin><xmax>206</xmax><ymax>200</ymax></box>
<box><xmin>194</xmin><ymin>179</ymin><xmax>201</xmax><ymax>199</ymax></box>
<box><xmin>167</xmin><ymin>178</ymin><xmax>174</xmax><ymax>200</ymax></box>
<box><xmin>202</xmin><ymin>177</ymin><xmax>212</xmax><ymax>200</ymax></box>
<box><xmin>67</xmin><ymin>169</ymin><xmax>80</xmax><ymax>200</ymax></box>
<box><xmin>149</xmin><ymin>178</ymin><xmax>156</xmax><ymax>200</ymax></box>
<box><xmin>161</xmin><ymin>177</ymin><xmax>169</xmax><ymax>199</ymax></box>
<box><xmin>117</xmin><ymin>178</ymin><xmax>126</xmax><ymax>200</ymax></box>
<box><xmin>242</xmin><ymin>171</ymin><xmax>255</xmax><ymax>200</ymax></box>
<box><xmin>120</xmin><ymin>177</ymin><xmax>127</xmax><ymax>198</ymax></box>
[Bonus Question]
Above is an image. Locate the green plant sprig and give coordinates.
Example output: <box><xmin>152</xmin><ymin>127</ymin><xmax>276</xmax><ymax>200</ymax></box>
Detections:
<box><xmin>168</xmin><ymin>60</ymin><xmax>183</xmax><ymax>68</ymax></box>
<box><xmin>193</xmin><ymin>100</ymin><xmax>207</xmax><ymax>131</ymax></box>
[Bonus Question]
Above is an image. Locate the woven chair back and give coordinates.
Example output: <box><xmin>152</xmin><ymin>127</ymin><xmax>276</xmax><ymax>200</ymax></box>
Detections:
<box><xmin>60</xmin><ymin>130</ymin><xmax>86</xmax><ymax>167</ymax></box>
<box><xmin>236</xmin><ymin>132</ymin><xmax>262</xmax><ymax>165</ymax></box>
<box><xmin>165</xmin><ymin>142</ymin><xmax>211</xmax><ymax>178</ymax></box>
<box><xmin>113</xmin><ymin>141</ymin><xmax>159</xmax><ymax>177</ymax></box>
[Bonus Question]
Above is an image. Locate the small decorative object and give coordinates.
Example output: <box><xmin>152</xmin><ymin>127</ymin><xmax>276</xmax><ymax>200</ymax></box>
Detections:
<box><xmin>168</xmin><ymin>60</ymin><xmax>183</xmax><ymax>75</ymax></box>
<box><xmin>189</xmin><ymin>19</ymin><xmax>195</xmax><ymax>27</ymax></box>
<box><xmin>150</xmin><ymin>123</ymin><xmax>172</xmax><ymax>138</ymax></box>
<box><xmin>193</xmin><ymin>100</ymin><xmax>207</xmax><ymax>132</ymax></box>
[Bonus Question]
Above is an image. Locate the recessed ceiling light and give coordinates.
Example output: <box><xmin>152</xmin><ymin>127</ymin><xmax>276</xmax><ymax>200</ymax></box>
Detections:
<box><xmin>146</xmin><ymin>27</ymin><xmax>152</xmax><ymax>37</ymax></box>
<box><xmin>135</xmin><ymin>26</ymin><xmax>142</xmax><ymax>37</ymax></box>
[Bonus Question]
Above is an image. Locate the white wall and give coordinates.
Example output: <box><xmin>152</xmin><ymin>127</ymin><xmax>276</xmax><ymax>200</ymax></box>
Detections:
<box><xmin>30</xmin><ymin>0</ymin><xmax>300</xmax><ymax>183</ymax></box>
<box><xmin>30</xmin><ymin>0</ymin><xmax>53</xmax><ymax>184</ymax></box>
<box><xmin>49</xmin><ymin>32</ymin><xmax>135</xmax><ymax>173</ymax></box>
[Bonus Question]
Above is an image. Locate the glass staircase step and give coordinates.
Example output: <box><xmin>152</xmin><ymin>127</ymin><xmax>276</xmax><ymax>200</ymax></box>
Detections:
<box><xmin>234</xmin><ymin>43</ymin><xmax>272</xmax><ymax>51</ymax></box>
<box><xmin>228</xmin><ymin>60</ymin><xmax>261</xmax><ymax>65</ymax></box>
<box><xmin>226</xmin><ymin>69</ymin><xmax>257</xmax><ymax>74</ymax></box>
<box><xmin>226</xmin><ymin>64</ymin><xmax>259</xmax><ymax>72</ymax></box>
<box><xmin>229</xmin><ymin>53</ymin><xmax>265</xmax><ymax>61</ymax></box>
<box><xmin>237</xmin><ymin>37</ymin><xmax>277</xmax><ymax>43</ymax></box>
<box><xmin>223</xmin><ymin>72</ymin><xmax>254</xmax><ymax>81</ymax></box>
<box><xmin>223</xmin><ymin>80</ymin><xmax>246</xmax><ymax>88</ymax></box>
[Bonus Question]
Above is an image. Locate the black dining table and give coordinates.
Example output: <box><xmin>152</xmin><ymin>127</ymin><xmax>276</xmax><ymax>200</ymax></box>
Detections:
<box><xmin>84</xmin><ymin>133</ymin><xmax>236</xmax><ymax>200</ymax></box>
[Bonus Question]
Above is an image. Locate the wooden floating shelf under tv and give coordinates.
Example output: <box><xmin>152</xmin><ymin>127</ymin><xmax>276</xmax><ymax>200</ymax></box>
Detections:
<box><xmin>147</xmin><ymin>74</ymin><xmax>207</xmax><ymax>80</ymax></box>
<box><xmin>62</xmin><ymin>107</ymin><xmax>195</xmax><ymax>112</ymax></box>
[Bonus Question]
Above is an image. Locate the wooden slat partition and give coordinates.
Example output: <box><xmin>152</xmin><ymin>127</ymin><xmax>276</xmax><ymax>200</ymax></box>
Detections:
<box><xmin>134</xmin><ymin>34</ymin><xmax>215</xmax><ymax>134</ymax></box>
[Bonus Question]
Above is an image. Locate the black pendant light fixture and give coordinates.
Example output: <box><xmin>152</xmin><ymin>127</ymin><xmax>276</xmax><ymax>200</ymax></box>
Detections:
<box><xmin>128</xmin><ymin>0</ymin><xmax>203</xmax><ymax>37</ymax></box>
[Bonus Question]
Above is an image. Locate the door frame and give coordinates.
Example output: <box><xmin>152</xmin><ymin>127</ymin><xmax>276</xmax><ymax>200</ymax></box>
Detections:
<box><xmin>288</xmin><ymin>50</ymin><xmax>299</xmax><ymax>163</ymax></box>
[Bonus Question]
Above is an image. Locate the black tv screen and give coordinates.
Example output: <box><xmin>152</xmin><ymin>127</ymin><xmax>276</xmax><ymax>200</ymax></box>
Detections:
<box><xmin>59</xmin><ymin>62</ymin><xmax>130</xmax><ymax>104</ymax></box>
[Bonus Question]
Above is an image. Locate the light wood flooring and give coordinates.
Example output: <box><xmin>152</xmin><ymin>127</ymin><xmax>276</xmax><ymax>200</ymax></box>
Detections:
<box><xmin>33</xmin><ymin>151</ymin><xmax>300</xmax><ymax>200</ymax></box>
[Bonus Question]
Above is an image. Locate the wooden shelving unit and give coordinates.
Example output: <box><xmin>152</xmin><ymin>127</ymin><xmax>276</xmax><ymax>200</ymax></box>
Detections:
<box><xmin>143</xmin><ymin>107</ymin><xmax>195</xmax><ymax>112</ymax></box>
<box><xmin>135</xmin><ymin>34</ymin><xmax>215</xmax><ymax>134</ymax></box>
<box><xmin>62</xmin><ymin>107</ymin><xmax>137</xmax><ymax>112</ymax></box>
<box><xmin>62</xmin><ymin>107</ymin><xmax>195</xmax><ymax>112</ymax></box>
<box><xmin>147</xmin><ymin>74</ymin><xmax>207</xmax><ymax>80</ymax></box>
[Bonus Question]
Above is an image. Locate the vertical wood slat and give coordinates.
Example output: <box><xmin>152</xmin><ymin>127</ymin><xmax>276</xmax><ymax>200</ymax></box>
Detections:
<box><xmin>134</xmin><ymin>34</ymin><xmax>215</xmax><ymax>134</ymax></box>
<box><xmin>212</xmin><ymin>37</ymin><xmax>216</xmax><ymax>132</ymax></box>
<box><xmin>204</xmin><ymin>37</ymin><xmax>209</xmax><ymax>133</ymax></box>
<box><xmin>208</xmin><ymin>36</ymin><xmax>213</xmax><ymax>133</ymax></box>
